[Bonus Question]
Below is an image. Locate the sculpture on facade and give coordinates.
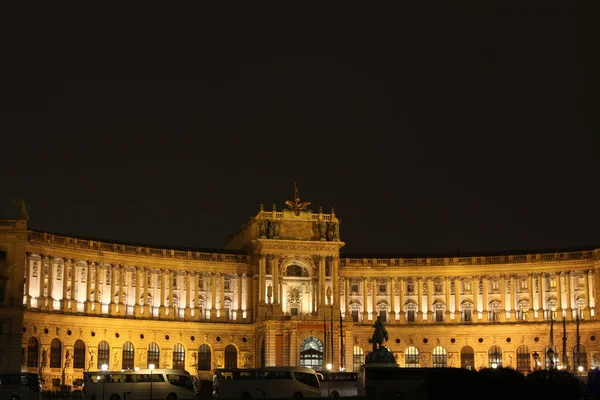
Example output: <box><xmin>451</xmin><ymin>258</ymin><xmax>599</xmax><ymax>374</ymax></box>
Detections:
<box><xmin>319</xmin><ymin>220</ymin><xmax>327</xmax><ymax>240</ymax></box>
<box><xmin>285</xmin><ymin>183</ymin><xmax>311</xmax><ymax>216</ymax></box>
<box><xmin>64</xmin><ymin>349</ymin><xmax>71</xmax><ymax>368</ymax></box>
<box><xmin>88</xmin><ymin>349</ymin><xmax>95</xmax><ymax>371</ymax></box>
<box><xmin>13</xmin><ymin>198</ymin><xmax>30</xmax><ymax>220</ymax></box>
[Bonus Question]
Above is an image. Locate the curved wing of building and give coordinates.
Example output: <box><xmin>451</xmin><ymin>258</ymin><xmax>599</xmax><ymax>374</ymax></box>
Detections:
<box><xmin>1</xmin><ymin>202</ymin><xmax>599</xmax><ymax>391</ymax></box>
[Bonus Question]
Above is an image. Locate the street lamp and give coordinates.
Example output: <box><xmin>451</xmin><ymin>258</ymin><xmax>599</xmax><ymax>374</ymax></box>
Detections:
<box><xmin>532</xmin><ymin>351</ymin><xmax>540</xmax><ymax>369</ymax></box>
<box><xmin>101</xmin><ymin>364</ymin><xmax>108</xmax><ymax>400</ymax></box>
<box><xmin>491</xmin><ymin>363</ymin><xmax>498</xmax><ymax>369</ymax></box>
<box><xmin>326</xmin><ymin>363</ymin><xmax>332</xmax><ymax>397</ymax></box>
<box><xmin>149</xmin><ymin>363</ymin><xmax>155</xmax><ymax>400</ymax></box>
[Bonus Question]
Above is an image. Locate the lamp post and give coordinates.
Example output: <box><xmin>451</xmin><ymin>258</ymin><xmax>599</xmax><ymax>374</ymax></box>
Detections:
<box><xmin>532</xmin><ymin>352</ymin><xmax>540</xmax><ymax>370</ymax></box>
<box><xmin>149</xmin><ymin>363</ymin><xmax>155</xmax><ymax>400</ymax></box>
<box><xmin>101</xmin><ymin>364</ymin><xmax>108</xmax><ymax>400</ymax></box>
<box><xmin>326</xmin><ymin>363</ymin><xmax>332</xmax><ymax>398</ymax></box>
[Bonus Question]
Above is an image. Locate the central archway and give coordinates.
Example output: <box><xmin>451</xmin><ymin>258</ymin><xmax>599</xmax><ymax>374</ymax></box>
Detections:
<box><xmin>300</xmin><ymin>336</ymin><xmax>323</xmax><ymax>370</ymax></box>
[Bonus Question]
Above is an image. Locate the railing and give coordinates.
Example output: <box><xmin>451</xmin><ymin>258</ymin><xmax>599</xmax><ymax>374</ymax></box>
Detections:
<box><xmin>340</xmin><ymin>248</ymin><xmax>600</xmax><ymax>267</ymax></box>
<box><xmin>27</xmin><ymin>231</ymin><xmax>252</xmax><ymax>263</ymax></box>
<box><xmin>0</xmin><ymin>221</ymin><xmax>17</xmax><ymax>227</ymax></box>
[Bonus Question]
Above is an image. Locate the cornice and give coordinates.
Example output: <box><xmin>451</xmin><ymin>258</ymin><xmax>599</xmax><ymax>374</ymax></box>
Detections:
<box><xmin>251</xmin><ymin>239</ymin><xmax>345</xmax><ymax>256</ymax></box>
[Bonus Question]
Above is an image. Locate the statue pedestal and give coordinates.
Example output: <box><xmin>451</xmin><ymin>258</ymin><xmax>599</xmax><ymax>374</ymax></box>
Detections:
<box><xmin>365</xmin><ymin>345</ymin><xmax>397</xmax><ymax>365</ymax></box>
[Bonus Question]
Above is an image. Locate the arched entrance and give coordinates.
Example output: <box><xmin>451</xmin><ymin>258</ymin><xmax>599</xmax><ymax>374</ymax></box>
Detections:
<box><xmin>460</xmin><ymin>346</ymin><xmax>474</xmax><ymax>370</ymax></box>
<box><xmin>225</xmin><ymin>345</ymin><xmax>238</xmax><ymax>368</ymax></box>
<box><xmin>300</xmin><ymin>337</ymin><xmax>323</xmax><ymax>370</ymax></box>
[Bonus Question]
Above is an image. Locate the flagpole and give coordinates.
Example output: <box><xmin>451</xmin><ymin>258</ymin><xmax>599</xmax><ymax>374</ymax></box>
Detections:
<box><xmin>576</xmin><ymin>312</ymin><xmax>581</xmax><ymax>371</ymax></box>
<box><xmin>562</xmin><ymin>315</ymin><xmax>567</xmax><ymax>369</ymax></box>
<box><xmin>340</xmin><ymin>310</ymin><xmax>344</xmax><ymax>371</ymax></box>
<box><xmin>550</xmin><ymin>316</ymin><xmax>555</xmax><ymax>368</ymax></box>
<box><xmin>331</xmin><ymin>305</ymin><xmax>334</xmax><ymax>371</ymax></box>
<box><xmin>323</xmin><ymin>315</ymin><xmax>327</xmax><ymax>372</ymax></box>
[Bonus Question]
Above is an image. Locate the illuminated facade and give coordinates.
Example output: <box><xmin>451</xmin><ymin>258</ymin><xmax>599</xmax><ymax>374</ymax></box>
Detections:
<box><xmin>1</xmin><ymin>200</ymin><xmax>599</xmax><ymax>390</ymax></box>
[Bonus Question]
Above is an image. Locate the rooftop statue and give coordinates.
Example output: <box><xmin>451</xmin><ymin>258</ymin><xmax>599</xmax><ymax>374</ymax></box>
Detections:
<box><xmin>285</xmin><ymin>182</ymin><xmax>311</xmax><ymax>216</ymax></box>
<box><xmin>13</xmin><ymin>198</ymin><xmax>30</xmax><ymax>220</ymax></box>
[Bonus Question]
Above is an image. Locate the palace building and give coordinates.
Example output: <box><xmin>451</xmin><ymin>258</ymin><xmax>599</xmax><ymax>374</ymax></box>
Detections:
<box><xmin>1</xmin><ymin>197</ymin><xmax>599</xmax><ymax>390</ymax></box>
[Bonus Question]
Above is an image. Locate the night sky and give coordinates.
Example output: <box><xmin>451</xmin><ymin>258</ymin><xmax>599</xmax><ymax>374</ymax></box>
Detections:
<box><xmin>1</xmin><ymin>4</ymin><xmax>597</xmax><ymax>256</ymax></box>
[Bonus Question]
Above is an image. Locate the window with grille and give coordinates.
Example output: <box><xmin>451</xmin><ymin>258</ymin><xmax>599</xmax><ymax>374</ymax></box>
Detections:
<box><xmin>172</xmin><ymin>343</ymin><xmax>185</xmax><ymax>370</ymax></box>
<box><xmin>224</xmin><ymin>345</ymin><xmax>237</xmax><ymax>368</ymax></box>
<box><xmin>573</xmin><ymin>344</ymin><xmax>587</xmax><ymax>370</ymax></box>
<box><xmin>405</xmin><ymin>346</ymin><xmax>419</xmax><ymax>368</ymax></box>
<box><xmin>516</xmin><ymin>345</ymin><xmax>530</xmax><ymax>373</ymax></box>
<box><xmin>432</xmin><ymin>346</ymin><xmax>447</xmax><ymax>367</ymax></box>
<box><xmin>300</xmin><ymin>337</ymin><xmax>323</xmax><ymax>371</ymax></box>
<box><xmin>97</xmin><ymin>341</ymin><xmax>110</xmax><ymax>369</ymax></box>
<box><xmin>74</xmin><ymin>340</ymin><xmax>86</xmax><ymax>369</ymax></box>
<box><xmin>353</xmin><ymin>346</ymin><xmax>364</xmax><ymax>372</ymax></box>
<box><xmin>122</xmin><ymin>342</ymin><xmax>134</xmax><ymax>370</ymax></box>
<box><xmin>147</xmin><ymin>342</ymin><xmax>159</xmax><ymax>367</ymax></box>
<box><xmin>488</xmin><ymin>345</ymin><xmax>502</xmax><ymax>368</ymax></box>
<box><xmin>198</xmin><ymin>344</ymin><xmax>211</xmax><ymax>371</ymax></box>
<box><xmin>27</xmin><ymin>337</ymin><xmax>39</xmax><ymax>367</ymax></box>
<box><xmin>50</xmin><ymin>338</ymin><xmax>62</xmax><ymax>368</ymax></box>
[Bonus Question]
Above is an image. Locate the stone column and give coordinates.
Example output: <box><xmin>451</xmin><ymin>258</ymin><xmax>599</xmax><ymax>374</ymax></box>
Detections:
<box><xmin>500</xmin><ymin>275</ymin><xmax>507</xmax><ymax>322</ymax></box>
<box><xmin>509</xmin><ymin>275</ymin><xmax>516</xmax><ymax>320</ymax></box>
<box><xmin>556</xmin><ymin>272</ymin><xmax>563</xmax><ymax>317</ymax></box>
<box><xmin>70</xmin><ymin>260</ymin><xmax>77</xmax><ymax>310</ymax></box>
<box><xmin>24</xmin><ymin>253</ymin><xmax>31</xmax><ymax>308</ymax></box>
<box><xmin>119</xmin><ymin>265</ymin><xmax>126</xmax><ymax>316</ymax></box>
<box><xmin>417</xmin><ymin>277</ymin><xmax>423</xmax><ymax>322</ymax></box>
<box><xmin>445</xmin><ymin>276</ymin><xmax>451</xmax><ymax>321</ymax></box>
<box><xmin>159</xmin><ymin>269</ymin><xmax>167</xmax><ymax>317</ymax></box>
<box><xmin>220</xmin><ymin>273</ymin><xmax>226</xmax><ymax>318</ymax></box>
<box><xmin>259</xmin><ymin>256</ymin><xmax>266</xmax><ymax>304</ymax></box>
<box><xmin>185</xmin><ymin>271</ymin><xmax>192</xmax><ymax>320</ymax></box>
<box><xmin>472</xmin><ymin>276</ymin><xmax>478</xmax><ymax>322</ymax></box>
<box><xmin>390</xmin><ymin>277</ymin><xmax>396</xmax><ymax>323</ymax></box>
<box><xmin>272</xmin><ymin>256</ymin><xmax>279</xmax><ymax>305</ymax></box>
<box><xmin>584</xmin><ymin>271</ymin><xmax>592</xmax><ymax>319</ymax></box>
<box><xmin>38</xmin><ymin>255</ymin><xmax>46</xmax><ymax>307</ymax></box>
<box><xmin>47</xmin><ymin>256</ymin><xmax>54</xmax><ymax>311</ymax></box>
<box><xmin>94</xmin><ymin>263</ymin><xmax>101</xmax><ymax>314</ymax></box>
<box><xmin>527</xmin><ymin>274</ymin><xmax>534</xmax><ymax>321</ymax></box>
<box><xmin>426</xmin><ymin>277</ymin><xmax>433</xmax><ymax>321</ymax></box>
<box><xmin>564</xmin><ymin>271</ymin><xmax>573</xmax><ymax>320</ymax></box>
<box><xmin>454</xmin><ymin>277</ymin><xmax>461</xmax><ymax>323</ymax></box>
<box><xmin>398</xmin><ymin>277</ymin><xmax>405</xmax><ymax>323</ymax></box>
<box><xmin>362</xmin><ymin>278</ymin><xmax>369</xmax><ymax>322</ymax></box>
<box><xmin>246</xmin><ymin>274</ymin><xmax>252</xmax><ymax>321</ymax></box>
<box><xmin>134</xmin><ymin>267</ymin><xmax>141</xmax><ymax>316</ymax></box>
<box><xmin>536</xmin><ymin>273</ymin><xmax>544</xmax><ymax>320</ymax></box>
<box><xmin>210</xmin><ymin>273</ymin><xmax>217</xmax><ymax>320</ymax></box>
<box><xmin>236</xmin><ymin>274</ymin><xmax>243</xmax><ymax>320</ymax></box>
<box><xmin>344</xmin><ymin>278</ymin><xmax>351</xmax><ymax>318</ymax></box>
<box><xmin>332</xmin><ymin>257</ymin><xmax>339</xmax><ymax>307</ymax></box>
<box><xmin>109</xmin><ymin>264</ymin><xmax>117</xmax><ymax>314</ymax></box>
<box><xmin>482</xmin><ymin>276</ymin><xmax>489</xmax><ymax>322</ymax></box>
<box><xmin>194</xmin><ymin>273</ymin><xmax>202</xmax><ymax>321</ymax></box>
<box><xmin>319</xmin><ymin>256</ymin><xmax>326</xmax><ymax>308</ymax></box>
<box><xmin>371</xmin><ymin>277</ymin><xmax>377</xmax><ymax>320</ymax></box>
<box><xmin>85</xmin><ymin>261</ymin><xmax>93</xmax><ymax>312</ymax></box>
<box><xmin>143</xmin><ymin>268</ymin><xmax>151</xmax><ymax>316</ymax></box>
<box><xmin>169</xmin><ymin>270</ymin><xmax>175</xmax><ymax>319</ymax></box>
<box><xmin>61</xmin><ymin>258</ymin><xmax>70</xmax><ymax>311</ymax></box>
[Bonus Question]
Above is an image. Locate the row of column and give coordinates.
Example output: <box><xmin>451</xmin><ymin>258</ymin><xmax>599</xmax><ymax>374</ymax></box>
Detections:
<box><xmin>24</xmin><ymin>254</ymin><xmax>253</xmax><ymax>321</ymax></box>
<box><xmin>342</xmin><ymin>271</ymin><xmax>595</xmax><ymax>323</ymax></box>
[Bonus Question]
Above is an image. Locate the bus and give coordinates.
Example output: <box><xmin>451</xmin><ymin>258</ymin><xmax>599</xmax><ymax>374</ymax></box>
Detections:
<box><xmin>213</xmin><ymin>366</ymin><xmax>321</xmax><ymax>399</ymax></box>
<box><xmin>0</xmin><ymin>372</ymin><xmax>42</xmax><ymax>400</ymax></box>
<box><xmin>317</xmin><ymin>371</ymin><xmax>358</xmax><ymax>398</ymax></box>
<box><xmin>357</xmin><ymin>365</ymin><xmax>476</xmax><ymax>399</ymax></box>
<box><xmin>82</xmin><ymin>368</ymin><xmax>196</xmax><ymax>400</ymax></box>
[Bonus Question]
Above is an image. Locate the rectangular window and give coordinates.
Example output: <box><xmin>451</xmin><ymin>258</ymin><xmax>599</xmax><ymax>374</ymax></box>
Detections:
<box><xmin>549</xmin><ymin>278</ymin><xmax>557</xmax><ymax>288</ymax></box>
<box><xmin>224</xmin><ymin>279</ymin><xmax>231</xmax><ymax>291</ymax></box>
<box><xmin>379</xmin><ymin>284</ymin><xmax>386</xmax><ymax>294</ymax></box>
<box><xmin>406</xmin><ymin>283</ymin><xmax>414</xmax><ymax>293</ymax></box>
<box><xmin>379</xmin><ymin>310</ymin><xmax>386</xmax><ymax>322</ymax></box>
<box><xmin>351</xmin><ymin>310</ymin><xmax>359</xmax><ymax>322</ymax></box>
<box><xmin>491</xmin><ymin>280</ymin><xmax>499</xmax><ymax>291</ymax></box>
<box><xmin>463</xmin><ymin>310</ymin><xmax>472</xmax><ymax>322</ymax></box>
<box><xmin>291</xmin><ymin>307</ymin><xmax>298</xmax><ymax>316</ymax></box>
<box><xmin>435</xmin><ymin>310</ymin><xmax>444</xmax><ymax>322</ymax></box>
<box><xmin>351</xmin><ymin>283</ymin><xmax>359</xmax><ymax>293</ymax></box>
<box><xmin>407</xmin><ymin>310</ymin><xmax>415</xmax><ymax>322</ymax></box>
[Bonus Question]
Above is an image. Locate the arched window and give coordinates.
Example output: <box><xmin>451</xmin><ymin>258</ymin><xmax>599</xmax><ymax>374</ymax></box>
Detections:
<box><xmin>74</xmin><ymin>340</ymin><xmax>86</xmax><ymax>369</ymax></box>
<box><xmin>432</xmin><ymin>301</ymin><xmax>445</xmax><ymax>322</ymax></box>
<box><xmin>147</xmin><ymin>343</ymin><xmax>160</xmax><ymax>368</ymax></box>
<box><xmin>286</xmin><ymin>265</ymin><xmax>303</xmax><ymax>277</ymax></box>
<box><xmin>405</xmin><ymin>346</ymin><xmax>419</xmax><ymax>368</ymax></box>
<box><xmin>122</xmin><ymin>342</ymin><xmax>134</xmax><ymax>370</ymax></box>
<box><xmin>546</xmin><ymin>299</ymin><xmax>558</xmax><ymax>321</ymax></box>
<box><xmin>198</xmin><ymin>344</ymin><xmax>211</xmax><ymax>371</ymax></box>
<box><xmin>300</xmin><ymin>337</ymin><xmax>323</xmax><ymax>370</ymax></box>
<box><xmin>173</xmin><ymin>344</ymin><xmax>185</xmax><ymax>370</ymax></box>
<box><xmin>98</xmin><ymin>341</ymin><xmax>110</xmax><ymax>369</ymax></box>
<box><xmin>573</xmin><ymin>344</ymin><xmax>587</xmax><ymax>370</ymax></box>
<box><xmin>432</xmin><ymin>346</ymin><xmax>447</xmax><ymax>367</ymax></box>
<box><xmin>488</xmin><ymin>346</ymin><xmax>502</xmax><ymax>368</ymax></box>
<box><xmin>223</xmin><ymin>298</ymin><xmax>232</xmax><ymax>321</ymax></box>
<box><xmin>50</xmin><ymin>338</ymin><xmax>62</xmax><ymax>368</ymax></box>
<box><xmin>576</xmin><ymin>297</ymin><xmax>586</xmax><ymax>319</ymax></box>
<box><xmin>353</xmin><ymin>346</ymin><xmax>364</xmax><ymax>372</ymax></box>
<box><xmin>460</xmin><ymin>346</ymin><xmax>474</xmax><ymax>370</ymax></box>
<box><xmin>405</xmin><ymin>302</ymin><xmax>417</xmax><ymax>323</ymax></box>
<box><xmin>27</xmin><ymin>337</ymin><xmax>39</xmax><ymax>367</ymax></box>
<box><xmin>461</xmin><ymin>301</ymin><xmax>473</xmax><ymax>322</ymax></box>
<box><xmin>225</xmin><ymin>345</ymin><xmax>237</xmax><ymax>368</ymax></box>
<box><xmin>516</xmin><ymin>345</ymin><xmax>530</xmax><ymax>373</ymax></box>
<box><xmin>489</xmin><ymin>301</ymin><xmax>502</xmax><ymax>322</ymax></box>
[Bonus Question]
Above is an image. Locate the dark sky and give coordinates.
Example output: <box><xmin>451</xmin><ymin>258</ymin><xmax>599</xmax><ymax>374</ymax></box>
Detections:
<box><xmin>1</xmin><ymin>4</ymin><xmax>598</xmax><ymax>256</ymax></box>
